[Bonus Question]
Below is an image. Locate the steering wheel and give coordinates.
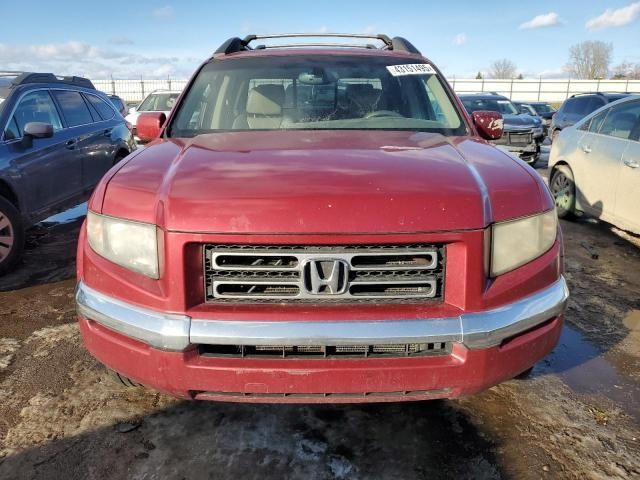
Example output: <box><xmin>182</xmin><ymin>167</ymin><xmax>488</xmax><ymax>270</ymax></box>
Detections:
<box><xmin>364</xmin><ymin>110</ymin><xmax>403</xmax><ymax>119</ymax></box>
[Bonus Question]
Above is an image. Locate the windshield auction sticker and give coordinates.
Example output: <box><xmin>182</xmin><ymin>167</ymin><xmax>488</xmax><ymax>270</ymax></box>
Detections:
<box><xmin>386</xmin><ymin>64</ymin><xmax>436</xmax><ymax>76</ymax></box>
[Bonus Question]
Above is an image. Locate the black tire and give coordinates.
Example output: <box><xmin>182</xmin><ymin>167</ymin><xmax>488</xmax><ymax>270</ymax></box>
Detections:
<box><xmin>514</xmin><ymin>366</ymin><xmax>534</xmax><ymax>379</ymax></box>
<box><xmin>550</xmin><ymin>165</ymin><xmax>576</xmax><ymax>219</ymax></box>
<box><xmin>527</xmin><ymin>151</ymin><xmax>540</xmax><ymax>168</ymax></box>
<box><xmin>0</xmin><ymin>196</ymin><xmax>25</xmax><ymax>275</ymax></box>
<box><xmin>113</xmin><ymin>150</ymin><xmax>129</xmax><ymax>166</ymax></box>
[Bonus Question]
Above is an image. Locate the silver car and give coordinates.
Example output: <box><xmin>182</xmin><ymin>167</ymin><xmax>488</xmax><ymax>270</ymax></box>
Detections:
<box><xmin>549</xmin><ymin>95</ymin><xmax>640</xmax><ymax>234</ymax></box>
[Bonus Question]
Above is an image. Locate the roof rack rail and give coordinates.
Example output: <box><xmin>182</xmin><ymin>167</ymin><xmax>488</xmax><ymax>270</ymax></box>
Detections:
<box><xmin>213</xmin><ymin>33</ymin><xmax>421</xmax><ymax>56</ymax></box>
<box><xmin>569</xmin><ymin>91</ymin><xmax>629</xmax><ymax>98</ymax></box>
<box><xmin>9</xmin><ymin>72</ymin><xmax>95</xmax><ymax>89</ymax></box>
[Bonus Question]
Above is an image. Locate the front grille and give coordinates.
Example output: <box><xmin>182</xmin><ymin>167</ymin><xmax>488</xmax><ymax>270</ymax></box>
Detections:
<box><xmin>203</xmin><ymin>244</ymin><xmax>445</xmax><ymax>303</ymax></box>
<box><xmin>199</xmin><ymin>342</ymin><xmax>450</xmax><ymax>358</ymax></box>
<box><xmin>497</xmin><ymin>131</ymin><xmax>533</xmax><ymax>145</ymax></box>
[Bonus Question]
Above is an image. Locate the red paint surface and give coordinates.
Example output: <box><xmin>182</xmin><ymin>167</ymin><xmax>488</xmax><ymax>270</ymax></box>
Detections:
<box><xmin>136</xmin><ymin>112</ymin><xmax>166</xmax><ymax>142</ymax></box>
<box><xmin>79</xmin><ymin>315</ymin><xmax>562</xmax><ymax>402</ymax></box>
<box><xmin>95</xmin><ymin>131</ymin><xmax>550</xmax><ymax>233</ymax></box>
<box><xmin>472</xmin><ymin>111</ymin><xmax>504</xmax><ymax>140</ymax></box>
<box><xmin>79</xmin><ymin>48</ymin><xmax>563</xmax><ymax>402</ymax></box>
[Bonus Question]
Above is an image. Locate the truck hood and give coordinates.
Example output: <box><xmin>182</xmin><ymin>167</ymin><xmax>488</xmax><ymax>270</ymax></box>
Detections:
<box><xmin>502</xmin><ymin>114</ymin><xmax>539</xmax><ymax>131</ymax></box>
<box><xmin>98</xmin><ymin>130</ymin><xmax>550</xmax><ymax>234</ymax></box>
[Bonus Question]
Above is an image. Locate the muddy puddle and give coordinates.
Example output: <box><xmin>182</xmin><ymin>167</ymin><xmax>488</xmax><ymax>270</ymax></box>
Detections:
<box><xmin>537</xmin><ymin>322</ymin><xmax>639</xmax><ymax>419</ymax></box>
<box><xmin>0</xmin><ymin>204</ymin><xmax>85</xmax><ymax>293</ymax></box>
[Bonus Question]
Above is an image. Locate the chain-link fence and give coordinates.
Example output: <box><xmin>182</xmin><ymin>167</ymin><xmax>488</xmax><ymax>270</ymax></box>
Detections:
<box><xmin>91</xmin><ymin>78</ymin><xmax>189</xmax><ymax>104</ymax></box>
<box><xmin>92</xmin><ymin>77</ymin><xmax>640</xmax><ymax>105</ymax></box>
<box><xmin>450</xmin><ymin>78</ymin><xmax>640</xmax><ymax>103</ymax></box>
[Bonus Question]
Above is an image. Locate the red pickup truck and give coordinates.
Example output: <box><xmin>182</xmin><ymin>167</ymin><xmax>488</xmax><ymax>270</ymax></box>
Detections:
<box><xmin>76</xmin><ymin>33</ymin><xmax>568</xmax><ymax>403</ymax></box>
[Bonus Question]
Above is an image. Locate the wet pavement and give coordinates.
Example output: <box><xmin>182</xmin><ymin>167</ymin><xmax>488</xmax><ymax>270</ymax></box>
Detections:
<box><xmin>0</xmin><ymin>153</ymin><xmax>639</xmax><ymax>479</ymax></box>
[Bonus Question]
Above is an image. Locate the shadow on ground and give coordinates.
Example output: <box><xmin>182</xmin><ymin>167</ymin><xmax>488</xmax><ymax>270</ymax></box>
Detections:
<box><xmin>0</xmin><ymin>398</ymin><xmax>505</xmax><ymax>480</ymax></box>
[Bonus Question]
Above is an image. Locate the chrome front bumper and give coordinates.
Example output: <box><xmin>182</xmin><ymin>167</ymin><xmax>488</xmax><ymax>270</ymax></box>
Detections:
<box><xmin>76</xmin><ymin>277</ymin><xmax>569</xmax><ymax>352</ymax></box>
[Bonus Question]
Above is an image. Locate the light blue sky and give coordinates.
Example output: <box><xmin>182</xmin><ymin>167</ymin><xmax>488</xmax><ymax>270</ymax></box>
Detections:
<box><xmin>1</xmin><ymin>0</ymin><xmax>639</xmax><ymax>79</ymax></box>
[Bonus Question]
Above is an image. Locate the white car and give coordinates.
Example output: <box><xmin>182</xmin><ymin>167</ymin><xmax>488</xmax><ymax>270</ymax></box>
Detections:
<box><xmin>549</xmin><ymin>95</ymin><xmax>640</xmax><ymax>234</ymax></box>
<box><xmin>125</xmin><ymin>90</ymin><xmax>181</xmax><ymax>140</ymax></box>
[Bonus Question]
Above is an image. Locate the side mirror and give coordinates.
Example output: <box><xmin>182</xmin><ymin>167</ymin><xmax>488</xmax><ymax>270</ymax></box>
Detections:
<box><xmin>24</xmin><ymin>122</ymin><xmax>53</xmax><ymax>138</ymax></box>
<box><xmin>137</xmin><ymin>112</ymin><xmax>166</xmax><ymax>143</ymax></box>
<box><xmin>472</xmin><ymin>111</ymin><xmax>503</xmax><ymax>140</ymax></box>
<box><xmin>22</xmin><ymin>122</ymin><xmax>53</xmax><ymax>148</ymax></box>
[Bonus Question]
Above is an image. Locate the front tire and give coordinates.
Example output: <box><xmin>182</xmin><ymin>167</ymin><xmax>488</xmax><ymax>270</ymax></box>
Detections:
<box><xmin>550</xmin><ymin>165</ymin><xmax>576</xmax><ymax>219</ymax></box>
<box><xmin>0</xmin><ymin>196</ymin><xmax>24</xmax><ymax>275</ymax></box>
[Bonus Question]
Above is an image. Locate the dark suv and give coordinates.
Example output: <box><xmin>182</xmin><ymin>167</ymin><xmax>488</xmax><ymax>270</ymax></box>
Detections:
<box><xmin>0</xmin><ymin>72</ymin><xmax>136</xmax><ymax>273</ymax></box>
<box><xmin>550</xmin><ymin>92</ymin><xmax>630</xmax><ymax>142</ymax></box>
<box><xmin>459</xmin><ymin>93</ymin><xmax>543</xmax><ymax>164</ymax></box>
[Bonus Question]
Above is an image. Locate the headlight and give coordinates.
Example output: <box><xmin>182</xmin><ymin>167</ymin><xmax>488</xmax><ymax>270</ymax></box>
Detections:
<box><xmin>490</xmin><ymin>209</ymin><xmax>557</xmax><ymax>276</ymax></box>
<box><xmin>87</xmin><ymin>211</ymin><xmax>159</xmax><ymax>278</ymax></box>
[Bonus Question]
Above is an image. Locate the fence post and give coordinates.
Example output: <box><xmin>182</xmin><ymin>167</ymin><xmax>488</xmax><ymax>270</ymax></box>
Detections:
<box><xmin>597</xmin><ymin>78</ymin><xmax>601</xmax><ymax>92</ymax></box>
<box><xmin>140</xmin><ymin>76</ymin><xmax>145</xmax><ymax>99</ymax></box>
<box><xmin>110</xmin><ymin>75</ymin><xmax>115</xmax><ymax>95</ymax></box>
<box><xmin>167</xmin><ymin>75</ymin><xmax>172</xmax><ymax>90</ymax></box>
<box><xmin>537</xmin><ymin>76</ymin><xmax>542</xmax><ymax>101</ymax></box>
<box><xmin>509</xmin><ymin>78</ymin><xmax>514</xmax><ymax>99</ymax></box>
<box><xmin>565</xmin><ymin>78</ymin><xmax>571</xmax><ymax>100</ymax></box>
<box><xmin>481</xmin><ymin>77</ymin><xmax>485</xmax><ymax>93</ymax></box>
<box><xmin>452</xmin><ymin>75</ymin><xmax>456</xmax><ymax>90</ymax></box>
<box><xmin>626</xmin><ymin>79</ymin><xmax>630</xmax><ymax>92</ymax></box>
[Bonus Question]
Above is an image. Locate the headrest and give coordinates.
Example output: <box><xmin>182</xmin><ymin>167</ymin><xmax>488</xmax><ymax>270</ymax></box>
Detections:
<box><xmin>247</xmin><ymin>84</ymin><xmax>285</xmax><ymax>115</ymax></box>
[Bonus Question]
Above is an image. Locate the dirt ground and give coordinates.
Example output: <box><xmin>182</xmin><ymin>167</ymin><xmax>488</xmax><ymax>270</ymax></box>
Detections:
<box><xmin>0</xmin><ymin>152</ymin><xmax>638</xmax><ymax>480</ymax></box>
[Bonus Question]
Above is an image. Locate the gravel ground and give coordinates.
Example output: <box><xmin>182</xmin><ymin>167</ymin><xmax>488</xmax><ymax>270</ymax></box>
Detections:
<box><xmin>0</xmin><ymin>148</ymin><xmax>638</xmax><ymax>479</ymax></box>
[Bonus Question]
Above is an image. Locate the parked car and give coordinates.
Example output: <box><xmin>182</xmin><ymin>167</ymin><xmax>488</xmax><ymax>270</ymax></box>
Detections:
<box><xmin>76</xmin><ymin>33</ymin><xmax>568</xmax><ymax>403</ymax></box>
<box><xmin>459</xmin><ymin>93</ymin><xmax>544</xmax><ymax>164</ymax></box>
<box><xmin>513</xmin><ymin>101</ymin><xmax>555</xmax><ymax>136</ymax></box>
<box><xmin>125</xmin><ymin>89</ymin><xmax>180</xmax><ymax>141</ymax></box>
<box><xmin>0</xmin><ymin>72</ymin><xmax>136</xmax><ymax>273</ymax></box>
<box><xmin>550</xmin><ymin>92</ymin><xmax>630</xmax><ymax>143</ymax></box>
<box><xmin>512</xmin><ymin>101</ymin><xmax>537</xmax><ymax>116</ymax></box>
<box><xmin>549</xmin><ymin>95</ymin><xmax>640</xmax><ymax>234</ymax></box>
<box><xmin>108</xmin><ymin>94</ymin><xmax>128</xmax><ymax>117</ymax></box>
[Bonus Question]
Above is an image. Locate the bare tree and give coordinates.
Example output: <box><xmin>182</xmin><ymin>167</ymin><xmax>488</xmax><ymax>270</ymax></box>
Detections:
<box><xmin>566</xmin><ymin>41</ymin><xmax>612</xmax><ymax>79</ymax></box>
<box><xmin>488</xmin><ymin>59</ymin><xmax>518</xmax><ymax>79</ymax></box>
<box><xmin>611</xmin><ymin>61</ymin><xmax>640</xmax><ymax>80</ymax></box>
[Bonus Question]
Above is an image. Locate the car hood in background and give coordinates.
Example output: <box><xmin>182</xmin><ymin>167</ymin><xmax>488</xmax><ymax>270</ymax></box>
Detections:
<box><xmin>97</xmin><ymin>130</ymin><xmax>551</xmax><ymax>234</ymax></box>
<box><xmin>502</xmin><ymin>114</ymin><xmax>540</xmax><ymax>131</ymax></box>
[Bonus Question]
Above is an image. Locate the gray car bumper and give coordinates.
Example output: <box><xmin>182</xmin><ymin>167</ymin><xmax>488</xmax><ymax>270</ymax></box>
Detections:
<box><xmin>76</xmin><ymin>276</ymin><xmax>569</xmax><ymax>352</ymax></box>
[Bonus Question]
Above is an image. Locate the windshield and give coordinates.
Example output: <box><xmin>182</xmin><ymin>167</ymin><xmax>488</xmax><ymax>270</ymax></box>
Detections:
<box><xmin>169</xmin><ymin>55</ymin><xmax>466</xmax><ymax>137</ymax></box>
<box><xmin>461</xmin><ymin>97</ymin><xmax>519</xmax><ymax>115</ymax></box>
<box><xmin>138</xmin><ymin>92</ymin><xmax>179</xmax><ymax>112</ymax></box>
<box><xmin>531</xmin><ymin>103</ymin><xmax>554</xmax><ymax>113</ymax></box>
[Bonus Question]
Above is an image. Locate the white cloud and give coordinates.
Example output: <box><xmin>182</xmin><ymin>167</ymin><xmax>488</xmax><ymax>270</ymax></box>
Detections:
<box><xmin>0</xmin><ymin>41</ymin><xmax>197</xmax><ymax>79</ymax></box>
<box><xmin>519</xmin><ymin>12</ymin><xmax>562</xmax><ymax>29</ymax></box>
<box><xmin>453</xmin><ymin>33</ymin><xmax>466</xmax><ymax>45</ymax></box>
<box><xmin>151</xmin><ymin>5</ymin><xmax>175</xmax><ymax>20</ymax></box>
<box><xmin>586</xmin><ymin>2</ymin><xmax>640</xmax><ymax>30</ymax></box>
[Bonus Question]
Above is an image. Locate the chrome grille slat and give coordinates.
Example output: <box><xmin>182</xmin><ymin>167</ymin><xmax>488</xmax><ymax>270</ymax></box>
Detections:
<box><xmin>204</xmin><ymin>244</ymin><xmax>444</xmax><ymax>303</ymax></box>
